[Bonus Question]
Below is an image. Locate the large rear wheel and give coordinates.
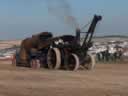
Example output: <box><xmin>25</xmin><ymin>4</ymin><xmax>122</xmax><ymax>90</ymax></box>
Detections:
<box><xmin>47</xmin><ymin>48</ymin><xmax>61</xmax><ymax>70</ymax></box>
<box><xmin>66</xmin><ymin>53</ymin><xmax>80</xmax><ymax>71</ymax></box>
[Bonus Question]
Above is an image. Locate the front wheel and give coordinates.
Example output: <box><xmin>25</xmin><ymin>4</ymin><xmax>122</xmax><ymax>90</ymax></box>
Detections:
<box><xmin>47</xmin><ymin>48</ymin><xmax>61</xmax><ymax>70</ymax></box>
<box><xmin>84</xmin><ymin>53</ymin><xmax>95</xmax><ymax>70</ymax></box>
<box><xmin>66</xmin><ymin>53</ymin><xmax>80</xmax><ymax>71</ymax></box>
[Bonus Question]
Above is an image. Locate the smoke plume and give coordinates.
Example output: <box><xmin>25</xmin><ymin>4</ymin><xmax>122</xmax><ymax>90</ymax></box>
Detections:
<box><xmin>46</xmin><ymin>0</ymin><xmax>79</xmax><ymax>30</ymax></box>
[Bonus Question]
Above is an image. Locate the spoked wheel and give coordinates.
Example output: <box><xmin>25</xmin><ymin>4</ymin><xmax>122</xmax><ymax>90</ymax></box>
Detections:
<box><xmin>47</xmin><ymin>48</ymin><xmax>61</xmax><ymax>70</ymax></box>
<box><xmin>30</xmin><ymin>59</ymin><xmax>41</xmax><ymax>69</ymax></box>
<box><xmin>84</xmin><ymin>53</ymin><xmax>95</xmax><ymax>70</ymax></box>
<box><xmin>67</xmin><ymin>53</ymin><xmax>80</xmax><ymax>71</ymax></box>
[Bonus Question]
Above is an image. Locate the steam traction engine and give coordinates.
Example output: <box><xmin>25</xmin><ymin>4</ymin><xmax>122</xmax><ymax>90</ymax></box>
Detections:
<box><xmin>14</xmin><ymin>15</ymin><xmax>102</xmax><ymax>71</ymax></box>
<box><xmin>46</xmin><ymin>15</ymin><xmax>102</xmax><ymax>71</ymax></box>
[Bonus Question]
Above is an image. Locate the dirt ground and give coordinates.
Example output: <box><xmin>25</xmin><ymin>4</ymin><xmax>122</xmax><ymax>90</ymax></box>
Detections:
<box><xmin>0</xmin><ymin>62</ymin><xmax>128</xmax><ymax>96</ymax></box>
<box><xmin>0</xmin><ymin>40</ymin><xmax>21</xmax><ymax>49</ymax></box>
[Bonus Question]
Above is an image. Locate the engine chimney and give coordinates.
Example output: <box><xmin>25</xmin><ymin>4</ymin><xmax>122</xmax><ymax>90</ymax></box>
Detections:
<box><xmin>76</xmin><ymin>28</ymin><xmax>81</xmax><ymax>45</ymax></box>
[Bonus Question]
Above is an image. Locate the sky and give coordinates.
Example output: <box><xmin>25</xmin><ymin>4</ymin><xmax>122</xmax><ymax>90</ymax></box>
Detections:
<box><xmin>0</xmin><ymin>0</ymin><xmax>128</xmax><ymax>40</ymax></box>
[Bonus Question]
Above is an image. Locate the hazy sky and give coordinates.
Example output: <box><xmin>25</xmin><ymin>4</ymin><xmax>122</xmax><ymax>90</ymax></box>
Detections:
<box><xmin>0</xmin><ymin>0</ymin><xmax>128</xmax><ymax>40</ymax></box>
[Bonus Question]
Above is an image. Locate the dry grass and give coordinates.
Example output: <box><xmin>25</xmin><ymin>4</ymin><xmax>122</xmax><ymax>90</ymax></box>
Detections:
<box><xmin>0</xmin><ymin>61</ymin><xmax>128</xmax><ymax>96</ymax></box>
